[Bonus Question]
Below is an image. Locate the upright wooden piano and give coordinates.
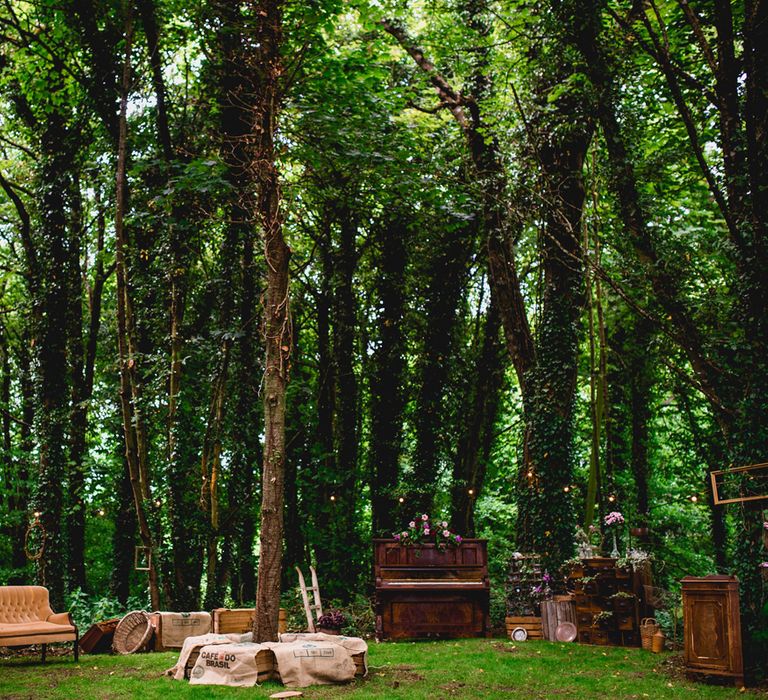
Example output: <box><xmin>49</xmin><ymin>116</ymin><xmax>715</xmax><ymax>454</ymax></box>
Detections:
<box><xmin>374</xmin><ymin>538</ymin><xmax>490</xmax><ymax>640</ymax></box>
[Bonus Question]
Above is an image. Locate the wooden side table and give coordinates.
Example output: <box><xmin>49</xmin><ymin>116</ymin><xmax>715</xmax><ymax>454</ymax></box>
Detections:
<box><xmin>681</xmin><ymin>575</ymin><xmax>744</xmax><ymax>687</ymax></box>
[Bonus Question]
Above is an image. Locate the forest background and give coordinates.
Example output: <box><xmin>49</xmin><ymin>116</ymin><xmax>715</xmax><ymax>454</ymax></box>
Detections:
<box><xmin>0</xmin><ymin>0</ymin><xmax>766</xmax><ymax>668</ymax></box>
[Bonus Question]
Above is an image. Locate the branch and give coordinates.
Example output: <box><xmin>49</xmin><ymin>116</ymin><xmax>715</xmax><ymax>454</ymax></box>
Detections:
<box><xmin>0</xmin><ymin>169</ymin><xmax>37</xmax><ymax>277</ymax></box>
<box><xmin>380</xmin><ymin>19</ymin><xmax>469</xmax><ymax>130</ymax></box>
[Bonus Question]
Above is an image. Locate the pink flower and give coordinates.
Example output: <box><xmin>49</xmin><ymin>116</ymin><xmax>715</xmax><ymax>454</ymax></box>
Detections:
<box><xmin>424</xmin><ymin>528</ymin><xmax>430</xmax><ymax>535</ymax></box>
<box><xmin>441</xmin><ymin>521</ymin><xmax>448</xmax><ymax>528</ymax></box>
<box><xmin>402</xmin><ymin>531</ymin><xmax>408</xmax><ymax>538</ymax></box>
<box><xmin>409</xmin><ymin>521</ymin><xmax>416</xmax><ymax>528</ymax></box>
<box><xmin>763</xmin><ymin>521</ymin><xmax>768</xmax><ymax>530</ymax></box>
<box><xmin>421</xmin><ymin>514</ymin><xmax>429</xmax><ymax>521</ymax></box>
<box><xmin>393</xmin><ymin>533</ymin><xmax>400</xmax><ymax>540</ymax></box>
<box><xmin>443</xmin><ymin>530</ymin><xmax>450</xmax><ymax>537</ymax></box>
<box><xmin>760</xmin><ymin>562</ymin><xmax>768</xmax><ymax>569</ymax></box>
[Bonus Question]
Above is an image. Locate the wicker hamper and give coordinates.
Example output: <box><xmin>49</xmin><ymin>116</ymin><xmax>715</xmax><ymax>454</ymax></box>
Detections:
<box><xmin>113</xmin><ymin>611</ymin><xmax>154</xmax><ymax>654</ymax></box>
<box><xmin>640</xmin><ymin>617</ymin><xmax>659</xmax><ymax>651</ymax></box>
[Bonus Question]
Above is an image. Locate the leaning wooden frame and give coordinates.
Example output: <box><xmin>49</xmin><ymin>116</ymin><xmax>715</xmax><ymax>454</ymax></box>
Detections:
<box><xmin>710</xmin><ymin>462</ymin><xmax>768</xmax><ymax>505</ymax></box>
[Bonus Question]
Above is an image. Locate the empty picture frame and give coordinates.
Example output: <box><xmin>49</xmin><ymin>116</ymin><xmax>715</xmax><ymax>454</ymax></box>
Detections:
<box><xmin>710</xmin><ymin>462</ymin><xmax>768</xmax><ymax>505</ymax></box>
<box><xmin>134</xmin><ymin>545</ymin><xmax>152</xmax><ymax>571</ymax></box>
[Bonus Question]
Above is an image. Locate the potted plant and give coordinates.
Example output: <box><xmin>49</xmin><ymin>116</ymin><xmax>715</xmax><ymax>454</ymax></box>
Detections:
<box><xmin>316</xmin><ymin>609</ymin><xmax>347</xmax><ymax>635</ymax></box>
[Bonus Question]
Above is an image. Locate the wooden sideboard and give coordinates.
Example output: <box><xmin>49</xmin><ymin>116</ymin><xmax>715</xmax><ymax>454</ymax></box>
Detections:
<box><xmin>374</xmin><ymin>539</ymin><xmax>490</xmax><ymax>640</ymax></box>
<box><xmin>682</xmin><ymin>575</ymin><xmax>744</xmax><ymax>687</ymax></box>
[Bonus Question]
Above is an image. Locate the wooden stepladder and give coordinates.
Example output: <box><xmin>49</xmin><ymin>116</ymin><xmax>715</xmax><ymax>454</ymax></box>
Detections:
<box><xmin>296</xmin><ymin>566</ymin><xmax>323</xmax><ymax>632</ymax></box>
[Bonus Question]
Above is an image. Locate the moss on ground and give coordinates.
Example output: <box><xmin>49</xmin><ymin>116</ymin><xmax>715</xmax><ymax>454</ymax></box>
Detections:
<box><xmin>0</xmin><ymin>638</ymin><xmax>758</xmax><ymax>699</ymax></box>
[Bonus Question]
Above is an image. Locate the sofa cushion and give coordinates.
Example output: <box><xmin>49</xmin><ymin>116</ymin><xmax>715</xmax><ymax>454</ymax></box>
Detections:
<box><xmin>0</xmin><ymin>621</ymin><xmax>76</xmax><ymax>638</ymax></box>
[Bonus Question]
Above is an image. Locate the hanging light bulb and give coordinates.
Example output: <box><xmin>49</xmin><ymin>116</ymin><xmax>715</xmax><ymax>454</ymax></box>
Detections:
<box><xmin>330</xmin><ymin>495</ymin><xmax>336</xmax><ymax>502</ymax></box>
<box><xmin>563</xmin><ymin>486</ymin><xmax>570</xmax><ymax>493</ymax></box>
<box><xmin>468</xmin><ymin>488</ymin><xmax>474</xmax><ymax>496</ymax></box>
<box><xmin>398</xmin><ymin>497</ymin><xmax>404</xmax><ymax>503</ymax></box>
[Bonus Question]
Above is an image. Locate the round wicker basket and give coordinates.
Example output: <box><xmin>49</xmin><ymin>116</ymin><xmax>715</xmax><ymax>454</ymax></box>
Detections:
<box><xmin>640</xmin><ymin>617</ymin><xmax>660</xmax><ymax>651</ymax></box>
<box><xmin>113</xmin><ymin>611</ymin><xmax>154</xmax><ymax>654</ymax></box>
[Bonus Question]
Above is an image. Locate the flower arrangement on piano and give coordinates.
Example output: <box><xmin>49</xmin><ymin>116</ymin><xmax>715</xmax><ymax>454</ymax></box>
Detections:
<box><xmin>393</xmin><ymin>514</ymin><xmax>463</xmax><ymax>551</ymax></box>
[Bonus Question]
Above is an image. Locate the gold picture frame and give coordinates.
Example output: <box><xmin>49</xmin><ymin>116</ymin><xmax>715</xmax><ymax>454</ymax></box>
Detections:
<box><xmin>710</xmin><ymin>462</ymin><xmax>768</xmax><ymax>505</ymax></box>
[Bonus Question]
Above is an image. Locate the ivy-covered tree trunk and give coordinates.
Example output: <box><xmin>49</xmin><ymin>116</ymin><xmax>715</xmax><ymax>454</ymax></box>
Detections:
<box><xmin>324</xmin><ymin>204</ymin><xmax>361</xmax><ymax>600</ymax></box>
<box><xmin>33</xmin><ymin>110</ymin><xmax>73</xmax><ymax>609</ymax></box>
<box><xmin>111</xmin><ymin>453</ymin><xmax>137</xmax><ymax>605</ymax></box>
<box><xmin>65</xmin><ymin>175</ymin><xmax>88</xmax><ymax>592</ymax></box>
<box><xmin>251</xmin><ymin>0</ymin><xmax>289</xmax><ymax>643</ymax></box>
<box><xmin>369</xmin><ymin>217</ymin><xmax>408</xmax><ymax>536</ymax></box>
<box><xmin>451</xmin><ymin>299</ymin><xmax>504</xmax><ymax>535</ymax></box>
<box><xmin>410</xmin><ymin>222</ymin><xmax>472</xmax><ymax>516</ymax></box>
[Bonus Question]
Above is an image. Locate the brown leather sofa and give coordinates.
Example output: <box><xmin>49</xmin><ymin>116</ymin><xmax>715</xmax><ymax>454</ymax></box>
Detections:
<box><xmin>0</xmin><ymin>585</ymin><xmax>79</xmax><ymax>662</ymax></box>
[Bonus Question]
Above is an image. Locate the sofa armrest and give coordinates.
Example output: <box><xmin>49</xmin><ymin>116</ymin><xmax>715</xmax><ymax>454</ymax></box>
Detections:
<box><xmin>47</xmin><ymin>611</ymin><xmax>75</xmax><ymax>628</ymax></box>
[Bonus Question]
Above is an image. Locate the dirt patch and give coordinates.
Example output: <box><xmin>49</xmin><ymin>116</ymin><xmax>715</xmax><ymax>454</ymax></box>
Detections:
<box><xmin>383</xmin><ymin>664</ymin><xmax>425</xmax><ymax>682</ymax></box>
<box><xmin>492</xmin><ymin>642</ymin><xmax>519</xmax><ymax>653</ymax></box>
<box><xmin>439</xmin><ymin>681</ymin><xmax>466</xmax><ymax>692</ymax></box>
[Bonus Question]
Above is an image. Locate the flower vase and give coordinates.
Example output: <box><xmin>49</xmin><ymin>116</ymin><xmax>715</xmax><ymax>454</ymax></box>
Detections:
<box><xmin>610</xmin><ymin>533</ymin><xmax>620</xmax><ymax>559</ymax></box>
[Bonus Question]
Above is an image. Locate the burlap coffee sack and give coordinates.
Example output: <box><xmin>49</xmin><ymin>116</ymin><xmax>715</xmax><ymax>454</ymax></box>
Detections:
<box><xmin>264</xmin><ymin>639</ymin><xmax>356</xmax><ymax>687</ymax></box>
<box><xmin>155</xmin><ymin>611</ymin><xmax>211</xmax><ymax>648</ymax></box>
<box><xmin>278</xmin><ymin>632</ymin><xmax>368</xmax><ymax>676</ymax></box>
<box><xmin>166</xmin><ymin>632</ymin><xmax>251</xmax><ymax>680</ymax></box>
<box><xmin>188</xmin><ymin>642</ymin><xmax>269</xmax><ymax>687</ymax></box>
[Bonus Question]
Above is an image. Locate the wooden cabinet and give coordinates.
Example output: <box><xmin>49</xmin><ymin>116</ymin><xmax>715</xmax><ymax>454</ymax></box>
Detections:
<box><xmin>374</xmin><ymin>539</ymin><xmax>490</xmax><ymax>640</ymax></box>
<box><xmin>682</xmin><ymin>575</ymin><xmax>744</xmax><ymax>687</ymax></box>
<box><xmin>567</xmin><ymin>558</ymin><xmax>647</xmax><ymax>647</ymax></box>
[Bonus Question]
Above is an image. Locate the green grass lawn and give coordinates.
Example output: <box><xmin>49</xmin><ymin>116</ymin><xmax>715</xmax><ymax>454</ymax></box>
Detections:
<box><xmin>0</xmin><ymin>638</ymin><xmax>758</xmax><ymax>699</ymax></box>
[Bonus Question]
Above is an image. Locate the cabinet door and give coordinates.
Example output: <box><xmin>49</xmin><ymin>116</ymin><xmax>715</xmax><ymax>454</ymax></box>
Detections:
<box><xmin>685</xmin><ymin>594</ymin><xmax>730</xmax><ymax>671</ymax></box>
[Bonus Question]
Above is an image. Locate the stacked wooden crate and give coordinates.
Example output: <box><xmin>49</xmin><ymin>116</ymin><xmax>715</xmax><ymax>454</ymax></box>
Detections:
<box><xmin>505</xmin><ymin>554</ymin><xmax>544</xmax><ymax>640</ymax></box>
<box><xmin>568</xmin><ymin>558</ymin><xmax>642</xmax><ymax>647</ymax></box>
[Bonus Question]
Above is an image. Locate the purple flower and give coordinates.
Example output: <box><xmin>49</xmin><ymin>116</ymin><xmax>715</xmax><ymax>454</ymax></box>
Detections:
<box><xmin>763</xmin><ymin>521</ymin><xmax>768</xmax><ymax>530</ymax></box>
<box><xmin>455</xmin><ymin>535</ymin><xmax>462</xmax><ymax>543</ymax></box>
<box><xmin>421</xmin><ymin>514</ymin><xmax>429</xmax><ymax>521</ymax></box>
<box><xmin>393</xmin><ymin>533</ymin><xmax>400</xmax><ymax>540</ymax></box>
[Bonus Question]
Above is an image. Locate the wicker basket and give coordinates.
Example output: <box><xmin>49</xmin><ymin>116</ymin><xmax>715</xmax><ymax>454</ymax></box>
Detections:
<box><xmin>113</xmin><ymin>611</ymin><xmax>154</xmax><ymax>654</ymax></box>
<box><xmin>640</xmin><ymin>617</ymin><xmax>659</xmax><ymax>651</ymax></box>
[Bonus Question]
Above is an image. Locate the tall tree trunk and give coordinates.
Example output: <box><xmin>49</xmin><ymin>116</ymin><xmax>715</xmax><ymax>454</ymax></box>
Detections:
<box><xmin>369</xmin><ymin>217</ymin><xmax>408</xmax><ymax>536</ymax></box>
<box><xmin>451</xmin><ymin>298</ymin><xmax>505</xmax><ymax>535</ymax></box>
<box><xmin>410</xmin><ymin>221</ymin><xmax>472</xmax><ymax>516</ymax></box>
<box><xmin>251</xmin><ymin>0</ymin><xmax>289</xmax><ymax>643</ymax></box>
<box><xmin>66</xmin><ymin>174</ymin><xmax>88</xmax><ymax>592</ymax></box>
<box><xmin>33</xmin><ymin>109</ymin><xmax>73</xmax><ymax>609</ymax></box>
<box><xmin>111</xmin><ymin>453</ymin><xmax>137</xmax><ymax>605</ymax></box>
<box><xmin>324</xmin><ymin>204</ymin><xmax>361</xmax><ymax>600</ymax></box>
<box><xmin>114</xmin><ymin>3</ymin><xmax>160</xmax><ymax>609</ymax></box>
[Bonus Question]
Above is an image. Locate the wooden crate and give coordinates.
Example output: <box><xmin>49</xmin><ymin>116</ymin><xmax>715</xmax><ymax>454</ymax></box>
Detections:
<box><xmin>212</xmin><ymin>608</ymin><xmax>255</xmax><ymax>635</ymax></box>
<box><xmin>541</xmin><ymin>599</ymin><xmax>576</xmax><ymax>641</ymax></box>
<box><xmin>185</xmin><ymin>647</ymin><xmax>276</xmax><ymax>681</ymax></box>
<box><xmin>211</xmin><ymin>608</ymin><xmax>287</xmax><ymax>635</ymax></box>
<box><xmin>505</xmin><ymin>616</ymin><xmax>543</xmax><ymax>640</ymax></box>
<box><xmin>352</xmin><ymin>652</ymin><xmax>365</xmax><ymax>676</ymax></box>
<box><xmin>79</xmin><ymin>618</ymin><xmax>120</xmax><ymax>654</ymax></box>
